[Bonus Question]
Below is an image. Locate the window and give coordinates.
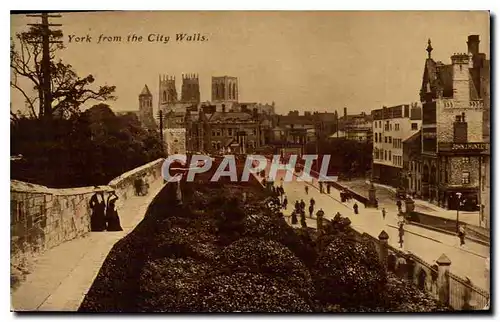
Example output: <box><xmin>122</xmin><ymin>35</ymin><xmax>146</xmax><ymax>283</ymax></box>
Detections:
<box><xmin>462</xmin><ymin>171</ymin><xmax>470</xmax><ymax>184</ymax></box>
<box><xmin>384</xmin><ymin>150</ymin><xmax>387</xmax><ymax>160</ymax></box>
<box><xmin>228</xmin><ymin>128</ymin><xmax>233</xmax><ymax>136</ymax></box>
<box><xmin>411</xmin><ymin>123</ymin><xmax>418</xmax><ymax>130</ymax></box>
<box><xmin>253</xmin><ymin>129</ymin><xmax>257</xmax><ymax>135</ymax></box>
<box><xmin>375</xmin><ymin>134</ymin><xmax>378</xmax><ymax>143</ymax></box>
<box><xmin>395</xmin><ymin>124</ymin><xmax>400</xmax><ymax>131</ymax></box>
<box><xmin>389</xmin><ymin>151</ymin><xmax>392</xmax><ymax>161</ymax></box>
<box><xmin>385</xmin><ymin>136</ymin><xmax>387</xmax><ymax>143</ymax></box>
<box><xmin>389</xmin><ymin>137</ymin><xmax>392</xmax><ymax>144</ymax></box>
<box><xmin>211</xmin><ymin>130</ymin><xmax>216</xmax><ymax>137</ymax></box>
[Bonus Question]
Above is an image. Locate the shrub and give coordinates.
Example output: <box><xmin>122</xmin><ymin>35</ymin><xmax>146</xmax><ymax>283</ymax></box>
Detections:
<box><xmin>196</xmin><ymin>273</ymin><xmax>312</xmax><ymax>312</ymax></box>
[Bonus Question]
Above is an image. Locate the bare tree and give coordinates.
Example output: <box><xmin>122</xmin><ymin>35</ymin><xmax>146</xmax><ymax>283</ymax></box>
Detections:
<box><xmin>10</xmin><ymin>25</ymin><xmax>116</xmax><ymax>121</ymax></box>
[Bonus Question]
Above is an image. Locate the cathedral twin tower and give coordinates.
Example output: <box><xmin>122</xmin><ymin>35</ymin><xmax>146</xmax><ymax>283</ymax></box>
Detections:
<box><xmin>158</xmin><ymin>74</ymin><xmax>239</xmax><ymax>105</ymax></box>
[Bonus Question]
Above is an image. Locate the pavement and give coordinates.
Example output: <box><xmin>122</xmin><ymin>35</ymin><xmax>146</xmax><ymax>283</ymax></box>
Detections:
<box><xmin>262</xmin><ymin>168</ymin><xmax>490</xmax><ymax>293</ymax></box>
<box><xmin>340</xmin><ymin>179</ymin><xmax>482</xmax><ymax>228</ymax></box>
<box><xmin>11</xmin><ymin>179</ymin><xmax>165</xmax><ymax>312</ymax></box>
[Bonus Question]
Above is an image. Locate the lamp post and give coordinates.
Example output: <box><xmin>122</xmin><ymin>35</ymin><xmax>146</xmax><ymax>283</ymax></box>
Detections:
<box><xmin>456</xmin><ymin>192</ymin><xmax>462</xmax><ymax>233</ymax></box>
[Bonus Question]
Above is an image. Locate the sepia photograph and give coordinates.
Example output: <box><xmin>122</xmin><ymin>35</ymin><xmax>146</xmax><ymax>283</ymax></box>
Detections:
<box><xmin>9</xmin><ymin>10</ymin><xmax>491</xmax><ymax>313</ymax></box>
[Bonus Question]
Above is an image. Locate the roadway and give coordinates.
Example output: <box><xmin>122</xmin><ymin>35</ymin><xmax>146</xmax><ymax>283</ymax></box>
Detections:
<box><xmin>266</xmin><ymin>168</ymin><xmax>490</xmax><ymax>292</ymax></box>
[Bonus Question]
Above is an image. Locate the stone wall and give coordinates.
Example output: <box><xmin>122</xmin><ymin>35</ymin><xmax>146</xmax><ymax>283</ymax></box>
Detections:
<box><xmin>11</xmin><ymin>158</ymin><xmax>165</xmax><ymax>274</ymax></box>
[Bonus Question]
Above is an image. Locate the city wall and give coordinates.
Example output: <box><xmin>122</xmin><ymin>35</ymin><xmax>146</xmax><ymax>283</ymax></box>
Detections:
<box><xmin>11</xmin><ymin>158</ymin><xmax>164</xmax><ymax>275</ymax></box>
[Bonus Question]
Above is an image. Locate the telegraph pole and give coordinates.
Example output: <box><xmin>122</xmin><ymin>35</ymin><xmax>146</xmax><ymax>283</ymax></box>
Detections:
<box><xmin>26</xmin><ymin>13</ymin><xmax>62</xmax><ymax>119</ymax></box>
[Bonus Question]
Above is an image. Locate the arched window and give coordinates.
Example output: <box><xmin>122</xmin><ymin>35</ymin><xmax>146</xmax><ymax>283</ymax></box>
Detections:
<box><xmin>228</xmin><ymin>83</ymin><xmax>232</xmax><ymax>99</ymax></box>
<box><xmin>232</xmin><ymin>83</ymin><xmax>236</xmax><ymax>99</ymax></box>
<box><xmin>163</xmin><ymin>90</ymin><xmax>167</xmax><ymax>102</ymax></box>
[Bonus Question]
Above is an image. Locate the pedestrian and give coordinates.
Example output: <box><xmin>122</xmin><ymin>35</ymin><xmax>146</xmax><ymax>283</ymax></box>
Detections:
<box><xmin>305</xmin><ymin>185</ymin><xmax>309</xmax><ymax>195</ymax></box>
<box><xmin>327</xmin><ymin>183</ymin><xmax>331</xmax><ymax>194</ymax></box>
<box><xmin>300</xmin><ymin>199</ymin><xmax>306</xmax><ymax>212</ymax></box>
<box><xmin>398</xmin><ymin>222</ymin><xmax>404</xmax><ymax>248</ymax></box>
<box><xmin>316</xmin><ymin>208</ymin><xmax>325</xmax><ymax>219</ymax></box>
<box><xmin>458</xmin><ymin>225</ymin><xmax>466</xmax><ymax>246</ymax></box>
<box><xmin>310</xmin><ymin>197</ymin><xmax>315</xmax><ymax>208</ymax></box>
<box><xmin>353</xmin><ymin>202</ymin><xmax>359</xmax><ymax>214</ymax></box>
<box><xmin>309</xmin><ymin>204</ymin><xmax>314</xmax><ymax>218</ymax></box>
<box><xmin>300</xmin><ymin>211</ymin><xmax>307</xmax><ymax>228</ymax></box>
<box><xmin>295</xmin><ymin>200</ymin><xmax>300</xmax><ymax>212</ymax></box>
<box><xmin>382</xmin><ymin>207</ymin><xmax>386</xmax><ymax>220</ymax></box>
<box><xmin>319</xmin><ymin>182</ymin><xmax>323</xmax><ymax>194</ymax></box>
<box><xmin>291</xmin><ymin>210</ymin><xmax>298</xmax><ymax>225</ymax></box>
<box><xmin>105</xmin><ymin>191</ymin><xmax>123</xmax><ymax>231</ymax></box>
<box><xmin>89</xmin><ymin>188</ymin><xmax>107</xmax><ymax>232</ymax></box>
<box><xmin>396</xmin><ymin>199</ymin><xmax>402</xmax><ymax>212</ymax></box>
<box><xmin>283</xmin><ymin>195</ymin><xmax>288</xmax><ymax>210</ymax></box>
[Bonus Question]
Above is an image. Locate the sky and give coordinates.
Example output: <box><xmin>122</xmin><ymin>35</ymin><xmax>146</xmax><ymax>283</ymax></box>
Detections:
<box><xmin>10</xmin><ymin>11</ymin><xmax>490</xmax><ymax>116</ymax></box>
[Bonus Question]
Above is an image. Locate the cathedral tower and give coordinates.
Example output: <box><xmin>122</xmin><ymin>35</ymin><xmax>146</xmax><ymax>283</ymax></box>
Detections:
<box><xmin>212</xmin><ymin>76</ymin><xmax>238</xmax><ymax>102</ymax></box>
<box><xmin>159</xmin><ymin>75</ymin><xmax>178</xmax><ymax>105</ymax></box>
<box><xmin>181</xmin><ymin>73</ymin><xmax>200</xmax><ymax>104</ymax></box>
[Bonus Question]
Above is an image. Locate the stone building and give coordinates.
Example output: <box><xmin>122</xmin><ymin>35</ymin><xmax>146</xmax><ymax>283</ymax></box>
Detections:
<box><xmin>372</xmin><ymin>103</ymin><xmax>422</xmax><ymax>188</ymax></box>
<box><xmin>138</xmin><ymin>85</ymin><xmax>156</xmax><ymax>130</ymax></box>
<box><xmin>418</xmin><ymin>35</ymin><xmax>489</xmax><ymax>212</ymax></box>
<box><xmin>164</xmin><ymin>128</ymin><xmax>186</xmax><ymax>155</ymax></box>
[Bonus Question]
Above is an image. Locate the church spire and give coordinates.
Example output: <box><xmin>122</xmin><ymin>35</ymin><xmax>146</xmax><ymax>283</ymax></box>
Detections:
<box><xmin>426</xmin><ymin>38</ymin><xmax>433</xmax><ymax>59</ymax></box>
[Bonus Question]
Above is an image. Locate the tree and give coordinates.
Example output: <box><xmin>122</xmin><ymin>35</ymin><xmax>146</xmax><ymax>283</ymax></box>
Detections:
<box><xmin>10</xmin><ymin>24</ymin><xmax>116</xmax><ymax>121</ymax></box>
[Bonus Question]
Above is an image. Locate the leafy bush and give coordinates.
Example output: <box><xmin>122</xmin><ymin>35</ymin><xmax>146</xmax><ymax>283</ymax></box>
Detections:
<box><xmin>314</xmin><ymin>234</ymin><xmax>387</xmax><ymax>308</ymax></box>
<box><xmin>196</xmin><ymin>273</ymin><xmax>312</xmax><ymax>312</ymax></box>
<box><xmin>218</xmin><ymin>237</ymin><xmax>315</xmax><ymax>304</ymax></box>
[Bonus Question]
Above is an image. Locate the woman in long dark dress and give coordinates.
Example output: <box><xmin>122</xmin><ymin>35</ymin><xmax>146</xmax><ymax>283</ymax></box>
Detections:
<box><xmin>89</xmin><ymin>189</ymin><xmax>106</xmax><ymax>231</ymax></box>
<box><xmin>106</xmin><ymin>191</ymin><xmax>123</xmax><ymax>231</ymax></box>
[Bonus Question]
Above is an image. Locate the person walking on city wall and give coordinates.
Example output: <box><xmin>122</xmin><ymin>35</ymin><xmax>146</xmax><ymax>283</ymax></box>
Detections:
<box><xmin>396</xmin><ymin>199</ymin><xmax>402</xmax><ymax>212</ymax></box>
<box><xmin>382</xmin><ymin>208</ymin><xmax>386</xmax><ymax>220</ymax></box>
<box><xmin>105</xmin><ymin>191</ymin><xmax>123</xmax><ymax>231</ymax></box>
<box><xmin>353</xmin><ymin>202</ymin><xmax>359</xmax><ymax>214</ymax></box>
<box><xmin>283</xmin><ymin>196</ymin><xmax>288</xmax><ymax>210</ymax></box>
<box><xmin>398</xmin><ymin>222</ymin><xmax>404</xmax><ymax>248</ymax></box>
<box><xmin>310</xmin><ymin>197</ymin><xmax>315</xmax><ymax>208</ymax></box>
<box><xmin>305</xmin><ymin>185</ymin><xmax>309</xmax><ymax>195</ymax></box>
<box><xmin>319</xmin><ymin>182</ymin><xmax>323</xmax><ymax>194</ymax></box>
<box><xmin>458</xmin><ymin>225</ymin><xmax>466</xmax><ymax>246</ymax></box>
<box><xmin>295</xmin><ymin>200</ymin><xmax>300</xmax><ymax>212</ymax></box>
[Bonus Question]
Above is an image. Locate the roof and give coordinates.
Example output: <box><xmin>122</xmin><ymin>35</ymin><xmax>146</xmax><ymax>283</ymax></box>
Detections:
<box><xmin>403</xmin><ymin>130</ymin><xmax>421</xmax><ymax>144</ymax></box>
<box><xmin>140</xmin><ymin>84</ymin><xmax>152</xmax><ymax>96</ymax></box>
<box><xmin>421</xmin><ymin>55</ymin><xmax>490</xmax><ymax>100</ymax></box>
<box><xmin>208</xmin><ymin>111</ymin><xmax>254</xmax><ymax>123</ymax></box>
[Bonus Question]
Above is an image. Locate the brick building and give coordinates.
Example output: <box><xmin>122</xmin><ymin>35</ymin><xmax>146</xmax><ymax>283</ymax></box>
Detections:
<box><xmin>418</xmin><ymin>35</ymin><xmax>489</xmax><ymax>212</ymax></box>
<box><xmin>372</xmin><ymin>104</ymin><xmax>422</xmax><ymax>187</ymax></box>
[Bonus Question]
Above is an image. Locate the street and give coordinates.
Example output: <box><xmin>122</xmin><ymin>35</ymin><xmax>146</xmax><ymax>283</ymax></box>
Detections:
<box><xmin>266</xmin><ymin>169</ymin><xmax>489</xmax><ymax>292</ymax></box>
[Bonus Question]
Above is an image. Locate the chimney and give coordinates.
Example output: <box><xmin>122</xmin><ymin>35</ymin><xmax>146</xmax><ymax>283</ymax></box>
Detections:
<box><xmin>344</xmin><ymin>107</ymin><xmax>347</xmax><ymax>118</ymax></box>
<box><xmin>467</xmin><ymin>35</ymin><xmax>480</xmax><ymax>56</ymax></box>
<box><xmin>451</xmin><ymin>53</ymin><xmax>470</xmax><ymax>102</ymax></box>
